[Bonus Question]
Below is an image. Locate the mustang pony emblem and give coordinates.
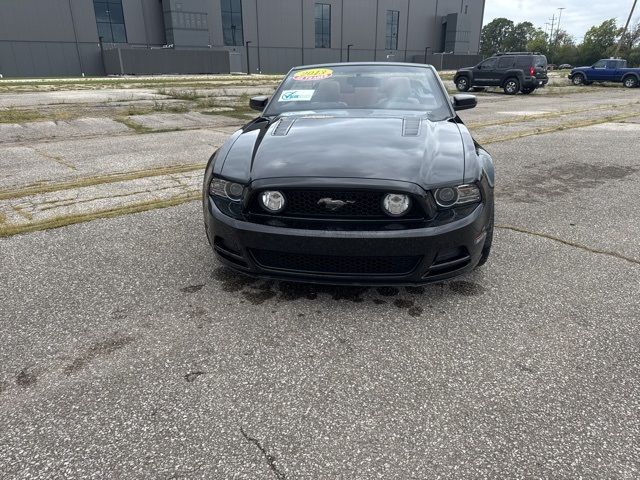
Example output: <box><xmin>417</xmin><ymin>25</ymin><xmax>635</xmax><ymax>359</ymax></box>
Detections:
<box><xmin>317</xmin><ymin>198</ymin><xmax>356</xmax><ymax>211</ymax></box>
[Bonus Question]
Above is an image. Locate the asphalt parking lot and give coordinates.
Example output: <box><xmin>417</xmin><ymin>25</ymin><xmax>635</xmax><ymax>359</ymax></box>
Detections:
<box><xmin>1</xmin><ymin>78</ymin><xmax>640</xmax><ymax>478</ymax></box>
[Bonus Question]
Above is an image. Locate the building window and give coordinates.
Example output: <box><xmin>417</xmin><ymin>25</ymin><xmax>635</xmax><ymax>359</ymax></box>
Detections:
<box><xmin>221</xmin><ymin>0</ymin><xmax>244</xmax><ymax>46</ymax></box>
<box><xmin>385</xmin><ymin>10</ymin><xmax>399</xmax><ymax>50</ymax></box>
<box><xmin>315</xmin><ymin>3</ymin><xmax>331</xmax><ymax>48</ymax></box>
<box><xmin>93</xmin><ymin>0</ymin><xmax>127</xmax><ymax>43</ymax></box>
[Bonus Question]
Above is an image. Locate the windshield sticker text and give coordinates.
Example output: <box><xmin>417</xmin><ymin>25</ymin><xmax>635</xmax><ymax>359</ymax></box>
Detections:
<box><xmin>292</xmin><ymin>68</ymin><xmax>334</xmax><ymax>81</ymax></box>
<box><xmin>279</xmin><ymin>90</ymin><xmax>315</xmax><ymax>102</ymax></box>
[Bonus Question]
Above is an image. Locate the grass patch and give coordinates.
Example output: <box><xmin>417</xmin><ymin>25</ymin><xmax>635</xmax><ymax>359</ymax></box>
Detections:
<box><xmin>198</xmin><ymin>93</ymin><xmax>254</xmax><ymax>120</ymax></box>
<box><xmin>0</xmin><ymin>211</ymin><xmax>7</xmax><ymax>225</ymax></box>
<box><xmin>0</xmin><ymin>108</ymin><xmax>45</xmax><ymax>124</ymax></box>
<box><xmin>152</xmin><ymin>101</ymin><xmax>190</xmax><ymax>113</ymax></box>
<box><xmin>157</xmin><ymin>88</ymin><xmax>199</xmax><ymax>101</ymax></box>
<box><xmin>0</xmin><ymin>163</ymin><xmax>206</xmax><ymax>201</ymax></box>
<box><xmin>114</xmin><ymin>116</ymin><xmax>153</xmax><ymax>134</ymax></box>
<box><xmin>0</xmin><ymin>193</ymin><xmax>200</xmax><ymax>238</ymax></box>
<box><xmin>0</xmin><ymin>108</ymin><xmax>79</xmax><ymax>124</ymax></box>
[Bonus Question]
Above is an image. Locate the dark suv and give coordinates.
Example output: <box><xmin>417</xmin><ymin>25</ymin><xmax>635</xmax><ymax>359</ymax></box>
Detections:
<box><xmin>454</xmin><ymin>53</ymin><xmax>549</xmax><ymax>95</ymax></box>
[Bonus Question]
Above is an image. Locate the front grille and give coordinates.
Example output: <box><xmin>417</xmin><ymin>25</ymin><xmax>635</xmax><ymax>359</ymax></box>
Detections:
<box><xmin>251</xmin><ymin>249</ymin><xmax>421</xmax><ymax>276</ymax></box>
<box><xmin>249</xmin><ymin>189</ymin><xmax>424</xmax><ymax>219</ymax></box>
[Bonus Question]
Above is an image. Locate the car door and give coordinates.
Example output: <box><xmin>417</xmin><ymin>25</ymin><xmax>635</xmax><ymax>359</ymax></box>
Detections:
<box><xmin>589</xmin><ymin>60</ymin><xmax>607</xmax><ymax>81</ymax></box>
<box><xmin>605</xmin><ymin>60</ymin><xmax>622</xmax><ymax>81</ymax></box>
<box><xmin>473</xmin><ymin>58</ymin><xmax>498</xmax><ymax>86</ymax></box>
<box><xmin>494</xmin><ymin>56</ymin><xmax>516</xmax><ymax>85</ymax></box>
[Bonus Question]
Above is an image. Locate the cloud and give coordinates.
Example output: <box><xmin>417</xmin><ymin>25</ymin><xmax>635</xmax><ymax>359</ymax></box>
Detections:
<box><xmin>483</xmin><ymin>0</ymin><xmax>638</xmax><ymax>40</ymax></box>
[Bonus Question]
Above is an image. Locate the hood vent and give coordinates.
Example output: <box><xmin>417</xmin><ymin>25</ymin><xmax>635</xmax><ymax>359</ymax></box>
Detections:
<box><xmin>272</xmin><ymin>117</ymin><xmax>296</xmax><ymax>136</ymax></box>
<box><xmin>402</xmin><ymin>118</ymin><xmax>422</xmax><ymax>136</ymax></box>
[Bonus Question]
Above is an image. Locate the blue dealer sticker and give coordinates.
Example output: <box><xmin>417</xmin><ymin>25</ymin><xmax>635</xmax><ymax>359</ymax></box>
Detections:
<box><xmin>279</xmin><ymin>90</ymin><xmax>315</xmax><ymax>102</ymax></box>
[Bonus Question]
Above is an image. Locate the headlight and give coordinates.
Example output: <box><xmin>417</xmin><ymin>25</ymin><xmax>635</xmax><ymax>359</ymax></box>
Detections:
<box><xmin>382</xmin><ymin>194</ymin><xmax>411</xmax><ymax>217</ymax></box>
<box><xmin>260</xmin><ymin>191</ymin><xmax>286</xmax><ymax>213</ymax></box>
<box><xmin>209</xmin><ymin>178</ymin><xmax>244</xmax><ymax>201</ymax></box>
<box><xmin>434</xmin><ymin>184</ymin><xmax>481</xmax><ymax>208</ymax></box>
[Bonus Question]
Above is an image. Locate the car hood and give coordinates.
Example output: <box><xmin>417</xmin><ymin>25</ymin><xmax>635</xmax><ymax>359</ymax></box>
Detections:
<box><xmin>219</xmin><ymin>113</ymin><xmax>467</xmax><ymax>188</ymax></box>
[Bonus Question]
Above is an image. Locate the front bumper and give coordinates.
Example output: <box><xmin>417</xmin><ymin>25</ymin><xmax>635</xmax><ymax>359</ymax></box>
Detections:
<box><xmin>204</xmin><ymin>197</ymin><xmax>490</xmax><ymax>285</ymax></box>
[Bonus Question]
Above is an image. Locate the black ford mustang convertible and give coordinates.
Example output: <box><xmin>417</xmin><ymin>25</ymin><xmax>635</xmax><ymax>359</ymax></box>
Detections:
<box><xmin>203</xmin><ymin>63</ymin><xmax>495</xmax><ymax>285</ymax></box>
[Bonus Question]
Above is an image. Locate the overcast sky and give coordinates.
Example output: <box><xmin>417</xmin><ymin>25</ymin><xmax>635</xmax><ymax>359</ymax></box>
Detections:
<box><xmin>483</xmin><ymin>0</ymin><xmax>638</xmax><ymax>41</ymax></box>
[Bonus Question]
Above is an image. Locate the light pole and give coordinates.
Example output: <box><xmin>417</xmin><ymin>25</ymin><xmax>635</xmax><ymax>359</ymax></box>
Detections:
<box><xmin>67</xmin><ymin>0</ymin><xmax>84</xmax><ymax>76</ymax></box>
<box><xmin>555</xmin><ymin>8</ymin><xmax>565</xmax><ymax>45</ymax></box>
<box><xmin>615</xmin><ymin>0</ymin><xmax>638</xmax><ymax>57</ymax></box>
<box><xmin>347</xmin><ymin>44</ymin><xmax>354</xmax><ymax>62</ymax></box>
<box><xmin>245</xmin><ymin>41</ymin><xmax>252</xmax><ymax>75</ymax></box>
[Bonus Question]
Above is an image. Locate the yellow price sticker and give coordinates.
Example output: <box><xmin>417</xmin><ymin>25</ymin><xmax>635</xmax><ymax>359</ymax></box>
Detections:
<box><xmin>292</xmin><ymin>68</ymin><xmax>334</xmax><ymax>81</ymax></box>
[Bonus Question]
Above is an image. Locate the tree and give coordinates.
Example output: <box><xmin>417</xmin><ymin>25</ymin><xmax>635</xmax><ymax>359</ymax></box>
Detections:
<box><xmin>504</xmin><ymin>21</ymin><xmax>539</xmax><ymax>51</ymax></box>
<box><xmin>579</xmin><ymin>19</ymin><xmax>619</xmax><ymax>64</ymax></box>
<box><xmin>480</xmin><ymin>19</ymin><xmax>546</xmax><ymax>56</ymax></box>
<box><xmin>527</xmin><ymin>30</ymin><xmax>549</xmax><ymax>55</ymax></box>
<box><xmin>617</xmin><ymin>21</ymin><xmax>640</xmax><ymax>57</ymax></box>
<box><xmin>480</xmin><ymin>18</ymin><xmax>514</xmax><ymax>56</ymax></box>
<box><xmin>552</xmin><ymin>31</ymin><xmax>579</xmax><ymax>65</ymax></box>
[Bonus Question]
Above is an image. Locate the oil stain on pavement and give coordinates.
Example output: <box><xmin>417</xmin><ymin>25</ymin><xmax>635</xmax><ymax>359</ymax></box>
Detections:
<box><xmin>64</xmin><ymin>335</ymin><xmax>136</xmax><ymax>375</ymax></box>
<box><xmin>210</xmin><ymin>267</ymin><xmax>488</xmax><ymax>318</ymax></box>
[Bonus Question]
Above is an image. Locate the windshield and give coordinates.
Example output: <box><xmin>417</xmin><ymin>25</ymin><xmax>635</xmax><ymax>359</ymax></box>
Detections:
<box><xmin>264</xmin><ymin>65</ymin><xmax>451</xmax><ymax>119</ymax></box>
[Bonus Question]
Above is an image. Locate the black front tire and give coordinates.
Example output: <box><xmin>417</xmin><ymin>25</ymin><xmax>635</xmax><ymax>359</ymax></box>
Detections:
<box><xmin>572</xmin><ymin>73</ymin><xmax>586</xmax><ymax>86</ymax></box>
<box><xmin>503</xmin><ymin>78</ymin><xmax>520</xmax><ymax>95</ymax></box>
<box><xmin>455</xmin><ymin>76</ymin><xmax>471</xmax><ymax>92</ymax></box>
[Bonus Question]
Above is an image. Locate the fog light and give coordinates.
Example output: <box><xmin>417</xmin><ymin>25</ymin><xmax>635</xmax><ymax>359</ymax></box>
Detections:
<box><xmin>260</xmin><ymin>191</ymin><xmax>286</xmax><ymax>213</ymax></box>
<box><xmin>434</xmin><ymin>187</ymin><xmax>458</xmax><ymax>207</ymax></box>
<box><xmin>383</xmin><ymin>194</ymin><xmax>411</xmax><ymax>217</ymax></box>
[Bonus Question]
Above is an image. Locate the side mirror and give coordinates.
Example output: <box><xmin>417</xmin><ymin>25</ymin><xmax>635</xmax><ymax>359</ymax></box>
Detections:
<box><xmin>452</xmin><ymin>94</ymin><xmax>477</xmax><ymax>111</ymax></box>
<box><xmin>250</xmin><ymin>96</ymin><xmax>269</xmax><ymax>111</ymax></box>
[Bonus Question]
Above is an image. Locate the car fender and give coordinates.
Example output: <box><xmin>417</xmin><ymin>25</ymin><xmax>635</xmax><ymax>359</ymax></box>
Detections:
<box><xmin>622</xmin><ymin>72</ymin><xmax>640</xmax><ymax>81</ymax></box>
<box><xmin>574</xmin><ymin>69</ymin><xmax>589</xmax><ymax>80</ymax></box>
<box><xmin>477</xmin><ymin>148</ymin><xmax>495</xmax><ymax>188</ymax></box>
<box><xmin>455</xmin><ymin>70</ymin><xmax>473</xmax><ymax>83</ymax></box>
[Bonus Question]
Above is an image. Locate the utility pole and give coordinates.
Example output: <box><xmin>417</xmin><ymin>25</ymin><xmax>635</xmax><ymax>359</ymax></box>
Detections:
<box><xmin>548</xmin><ymin>14</ymin><xmax>555</xmax><ymax>49</ymax></box>
<box><xmin>614</xmin><ymin>0</ymin><xmax>638</xmax><ymax>57</ymax></box>
<box><xmin>67</xmin><ymin>0</ymin><xmax>85</xmax><ymax>76</ymax></box>
<box><xmin>555</xmin><ymin>8</ymin><xmax>565</xmax><ymax>45</ymax></box>
<box><xmin>424</xmin><ymin>46</ymin><xmax>431</xmax><ymax>63</ymax></box>
<box><xmin>245</xmin><ymin>41</ymin><xmax>252</xmax><ymax>75</ymax></box>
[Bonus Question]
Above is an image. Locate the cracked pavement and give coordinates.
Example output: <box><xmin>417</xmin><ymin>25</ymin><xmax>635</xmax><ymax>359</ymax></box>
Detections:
<box><xmin>1</xmin><ymin>81</ymin><xmax>640</xmax><ymax>478</ymax></box>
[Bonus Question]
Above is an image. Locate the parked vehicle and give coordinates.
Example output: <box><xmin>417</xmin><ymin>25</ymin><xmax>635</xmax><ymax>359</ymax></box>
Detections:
<box><xmin>559</xmin><ymin>64</ymin><xmax>573</xmax><ymax>70</ymax></box>
<box><xmin>568</xmin><ymin>59</ymin><xmax>640</xmax><ymax>88</ymax></box>
<box><xmin>454</xmin><ymin>52</ymin><xmax>548</xmax><ymax>95</ymax></box>
<box><xmin>547</xmin><ymin>64</ymin><xmax>558</xmax><ymax>71</ymax></box>
<box><xmin>203</xmin><ymin>63</ymin><xmax>495</xmax><ymax>285</ymax></box>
